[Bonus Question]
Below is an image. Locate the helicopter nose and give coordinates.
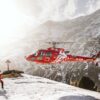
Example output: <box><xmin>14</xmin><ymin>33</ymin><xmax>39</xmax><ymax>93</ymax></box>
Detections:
<box><xmin>26</xmin><ymin>55</ymin><xmax>32</xmax><ymax>61</ymax></box>
<box><xmin>26</xmin><ymin>56</ymin><xmax>30</xmax><ymax>61</ymax></box>
<box><xmin>26</xmin><ymin>55</ymin><xmax>35</xmax><ymax>61</ymax></box>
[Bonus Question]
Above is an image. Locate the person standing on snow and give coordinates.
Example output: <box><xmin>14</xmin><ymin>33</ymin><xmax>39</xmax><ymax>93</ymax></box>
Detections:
<box><xmin>0</xmin><ymin>71</ymin><xmax>4</xmax><ymax>89</ymax></box>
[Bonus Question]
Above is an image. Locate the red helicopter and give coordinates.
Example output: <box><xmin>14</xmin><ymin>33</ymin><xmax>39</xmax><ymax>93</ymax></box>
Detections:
<box><xmin>26</xmin><ymin>42</ymin><xmax>100</xmax><ymax>65</ymax></box>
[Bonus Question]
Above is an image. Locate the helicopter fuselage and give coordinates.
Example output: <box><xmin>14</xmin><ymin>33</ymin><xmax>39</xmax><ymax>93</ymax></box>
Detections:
<box><xmin>26</xmin><ymin>47</ymin><xmax>64</xmax><ymax>64</ymax></box>
<box><xmin>26</xmin><ymin>47</ymin><xmax>96</xmax><ymax>64</ymax></box>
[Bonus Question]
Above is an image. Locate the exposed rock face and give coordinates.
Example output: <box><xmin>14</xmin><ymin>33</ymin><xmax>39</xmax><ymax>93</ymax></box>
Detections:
<box><xmin>79</xmin><ymin>76</ymin><xmax>95</xmax><ymax>90</ymax></box>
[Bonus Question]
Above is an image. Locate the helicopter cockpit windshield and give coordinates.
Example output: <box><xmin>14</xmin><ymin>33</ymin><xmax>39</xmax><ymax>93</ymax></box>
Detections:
<box><xmin>33</xmin><ymin>51</ymin><xmax>38</xmax><ymax>56</ymax></box>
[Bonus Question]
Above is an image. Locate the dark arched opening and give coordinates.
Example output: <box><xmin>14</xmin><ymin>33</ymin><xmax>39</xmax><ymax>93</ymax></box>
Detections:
<box><xmin>79</xmin><ymin>76</ymin><xmax>95</xmax><ymax>90</ymax></box>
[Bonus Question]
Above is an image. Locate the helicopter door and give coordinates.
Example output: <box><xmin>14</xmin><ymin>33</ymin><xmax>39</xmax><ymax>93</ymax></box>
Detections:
<box><xmin>44</xmin><ymin>52</ymin><xmax>52</xmax><ymax>62</ymax></box>
<box><xmin>37</xmin><ymin>51</ymin><xmax>44</xmax><ymax>61</ymax></box>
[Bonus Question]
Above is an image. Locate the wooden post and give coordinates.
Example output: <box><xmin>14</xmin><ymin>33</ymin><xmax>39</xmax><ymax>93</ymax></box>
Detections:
<box><xmin>6</xmin><ymin>60</ymin><xmax>11</xmax><ymax>71</ymax></box>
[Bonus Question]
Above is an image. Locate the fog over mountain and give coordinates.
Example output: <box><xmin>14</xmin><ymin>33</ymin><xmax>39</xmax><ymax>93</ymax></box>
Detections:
<box><xmin>0</xmin><ymin>0</ymin><xmax>100</xmax><ymax>59</ymax></box>
<box><xmin>16</xmin><ymin>0</ymin><xmax>100</xmax><ymax>22</ymax></box>
<box><xmin>0</xmin><ymin>1</ymin><xmax>100</xmax><ymax>71</ymax></box>
<box><xmin>0</xmin><ymin>9</ymin><xmax>100</xmax><ymax>71</ymax></box>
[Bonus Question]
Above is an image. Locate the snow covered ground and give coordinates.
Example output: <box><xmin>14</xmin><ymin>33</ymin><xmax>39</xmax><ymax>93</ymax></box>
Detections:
<box><xmin>0</xmin><ymin>74</ymin><xmax>100</xmax><ymax>100</ymax></box>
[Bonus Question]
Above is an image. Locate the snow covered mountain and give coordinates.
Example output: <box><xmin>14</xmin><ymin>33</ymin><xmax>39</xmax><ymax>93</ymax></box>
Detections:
<box><xmin>0</xmin><ymin>8</ymin><xmax>100</xmax><ymax>68</ymax></box>
<box><xmin>11</xmin><ymin>9</ymin><xmax>100</xmax><ymax>58</ymax></box>
<box><xmin>0</xmin><ymin>74</ymin><xmax>100</xmax><ymax>100</ymax></box>
<box><xmin>16</xmin><ymin>9</ymin><xmax>100</xmax><ymax>62</ymax></box>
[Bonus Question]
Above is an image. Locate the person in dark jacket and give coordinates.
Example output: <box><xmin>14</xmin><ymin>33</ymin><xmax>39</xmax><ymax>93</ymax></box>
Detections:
<box><xmin>0</xmin><ymin>71</ymin><xmax>4</xmax><ymax>89</ymax></box>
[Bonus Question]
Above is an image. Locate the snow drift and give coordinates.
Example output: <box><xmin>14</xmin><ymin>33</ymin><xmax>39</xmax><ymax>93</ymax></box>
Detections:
<box><xmin>0</xmin><ymin>74</ymin><xmax>100</xmax><ymax>100</ymax></box>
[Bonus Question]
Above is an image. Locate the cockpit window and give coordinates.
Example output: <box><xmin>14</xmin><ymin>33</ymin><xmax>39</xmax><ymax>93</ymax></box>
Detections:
<box><xmin>33</xmin><ymin>52</ymin><xmax>38</xmax><ymax>56</ymax></box>
<box><xmin>40</xmin><ymin>52</ymin><xmax>44</xmax><ymax>56</ymax></box>
<box><xmin>46</xmin><ymin>52</ymin><xmax>52</xmax><ymax>57</ymax></box>
<box><xmin>39</xmin><ymin>51</ymin><xmax>52</xmax><ymax>57</ymax></box>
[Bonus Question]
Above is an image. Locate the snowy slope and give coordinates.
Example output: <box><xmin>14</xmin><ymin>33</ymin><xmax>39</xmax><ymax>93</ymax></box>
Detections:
<box><xmin>0</xmin><ymin>74</ymin><xmax>100</xmax><ymax>100</ymax></box>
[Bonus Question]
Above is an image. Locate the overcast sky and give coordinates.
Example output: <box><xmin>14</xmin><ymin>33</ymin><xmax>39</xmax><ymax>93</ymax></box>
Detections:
<box><xmin>16</xmin><ymin>0</ymin><xmax>100</xmax><ymax>21</ymax></box>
